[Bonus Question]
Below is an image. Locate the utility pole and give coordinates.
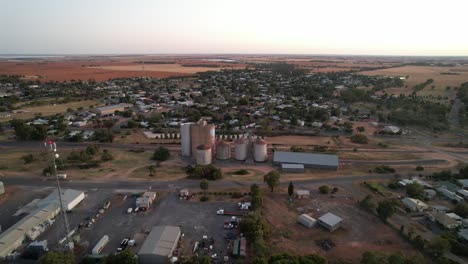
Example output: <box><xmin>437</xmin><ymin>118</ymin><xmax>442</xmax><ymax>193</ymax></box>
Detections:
<box><xmin>44</xmin><ymin>139</ymin><xmax>73</xmax><ymax>251</ymax></box>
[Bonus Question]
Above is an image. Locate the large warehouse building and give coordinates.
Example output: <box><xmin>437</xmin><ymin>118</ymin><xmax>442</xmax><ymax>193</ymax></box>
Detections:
<box><xmin>138</xmin><ymin>226</ymin><xmax>181</xmax><ymax>264</ymax></box>
<box><xmin>273</xmin><ymin>151</ymin><xmax>339</xmax><ymax>170</ymax></box>
<box><xmin>0</xmin><ymin>189</ymin><xmax>84</xmax><ymax>259</ymax></box>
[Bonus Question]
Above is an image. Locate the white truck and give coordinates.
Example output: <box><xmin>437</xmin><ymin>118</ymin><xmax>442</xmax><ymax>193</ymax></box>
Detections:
<box><xmin>92</xmin><ymin>235</ymin><xmax>109</xmax><ymax>255</ymax></box>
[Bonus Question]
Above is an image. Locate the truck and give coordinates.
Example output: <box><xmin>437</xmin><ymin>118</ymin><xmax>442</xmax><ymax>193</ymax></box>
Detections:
<box><xmin>57</xmin><ymin>173</ymin><xmax>67</xmax><ymax>179</ymax></box>
<box><xmin>92</xmin><ymin>235</ymin><xmax>109</xmax><ymax>255</ymax></box>
<box><xmin>216</xmin><ymin>209</ymin><xmax>247</xmax><ymax>216</ymax></box>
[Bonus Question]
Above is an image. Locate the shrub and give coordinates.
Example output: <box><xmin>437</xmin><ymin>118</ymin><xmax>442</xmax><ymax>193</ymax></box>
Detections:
<box><xmin>200</xmin><ymin>196</ymin><xmax>209</xmax><ymax>202</ymax></box>
<box><xmin>374</xmin><ymin>165</ymin><xmax>395</xmax><ymax>174</ymax></box>
<box><xmin>416</xmin><ymin>165</ymin><xmax>424</xmax><ymax>171</ymax></box>
<box><xmin>233</xmin><ymin>169</ymin><xmax>249</xmax><ymax>175</ymax></box>
<box><xmin>350</xmin><ymin>134</ymin><xmax>369</xmax><ymax>144</ymax></box>
<box><xmin>21</xmin><ymin>154</ymin><xmax>34</xmax><ymax>164</ymax></box>
<box><xmin>186</xmin><ymin>164</ymin><xmax>223</xmax><ymax>180</ymax></box>
<box><xmin>319</xmin><ymin>185</ymin><xmax>330</xmax><ymax>194</ymax></box>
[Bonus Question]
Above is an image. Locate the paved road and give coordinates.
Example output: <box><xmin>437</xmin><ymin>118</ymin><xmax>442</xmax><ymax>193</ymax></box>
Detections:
<box><xmin>0</xmin><ymin>174</ymin><xmax>394</xmax><ymax>191</ymax></box>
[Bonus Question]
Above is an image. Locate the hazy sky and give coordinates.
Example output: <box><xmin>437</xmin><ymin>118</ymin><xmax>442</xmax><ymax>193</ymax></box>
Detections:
<box><xmin>1</xmin><ymin>0</ymin><xmax>468</xmax><ymax>56</ymax></box>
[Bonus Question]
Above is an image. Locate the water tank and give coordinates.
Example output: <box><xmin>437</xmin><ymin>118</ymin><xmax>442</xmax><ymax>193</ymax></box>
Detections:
<box><xmin>216</xmin><ymin>140</ymin><xmax>231</xmax><ymax>160</ymax></box>
<box><xmin>196</xmin><ymin>144</ymin><xmax>212</xmax><ymax>165</ymax></box>
<box><xmin>253</xmin><ymin>139</ymin><xmax>268</xmax><ymax>162</ymax></box>
<box><xmin>234</xmin><ymin>138</ymin><xmax>248</xmax><ymax>161</ymax></box>
<box><xmin>181</xmin><ymin>123</ymin><xmax>192</xmax><ymax>157</ymax></box>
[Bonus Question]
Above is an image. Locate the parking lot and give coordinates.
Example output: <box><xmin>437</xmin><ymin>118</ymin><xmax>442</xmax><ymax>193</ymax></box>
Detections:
<box><xmin>36</xmin><ymin>188</ymin><xmax>241</xmax><ymax>260</ymax></box>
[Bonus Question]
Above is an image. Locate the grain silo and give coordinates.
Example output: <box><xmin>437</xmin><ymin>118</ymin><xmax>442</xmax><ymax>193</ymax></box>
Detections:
<box><xmin>191</xmin><ymin>119</ymin><xmax>216</xmax><ymax>157</ymax></box>
<box><xmin>181</xmin><ymin>123</ymin><xmax>192</xmax><ymax>157</ymax></box>
<box><xmin>253</xmin><ymin>139</ymin><xmax>268</xmax><ymax>162</ymax></box>
<box><xmin>234</xmin><ymin>138</ymin><xmax>248</xmax><ymax>161</ymax></box>
<box><xmin>196</xmin><ymin>144</ymin><xmax>212</xmax><ymax>165</ymax></box>
<box><xmin>216</xmin><ymin>140</ymin><xmax>231</xmax><ymax>160</ymax></box>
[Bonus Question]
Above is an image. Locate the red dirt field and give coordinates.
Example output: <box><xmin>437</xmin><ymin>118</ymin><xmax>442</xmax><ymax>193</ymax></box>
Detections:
<box><xmin>0</xmin><ymin>55</ymin><xmax>246</xmax><ymax>82</ymax></box>
<box><xmin>263</xmin><ymin>191</ymin><xmax>416</xmax><ymax>261</ymax></box>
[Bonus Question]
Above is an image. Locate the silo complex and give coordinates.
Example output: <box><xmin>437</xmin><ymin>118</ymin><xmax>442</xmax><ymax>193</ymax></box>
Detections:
<box><xmin>190</xmin><ymin>119</ymin><xmax>216</xmax><ymax>157</ymax></box>
<box><xmin>181</xmin><ymin>123</ymin><xmax>192</xmax><ymax>157</ymax></box>
<box><xmin>216</xmin><ymin>140</ymin><xmax>231</xmax><ymax>160</ymax></box>
<box><xmin>234</xmin><ymin>138</ymin><xmax>248</xmax><ymax>161</ymax></box>
<box><xmin>253</xmin><ymin>139</ymin><xmax>268</xmax><ymax>162</ymax></box>
<box><xmin>196</xmin><ymin>144</ymin><xmax>212</xmax><ymax>165</ymax></box>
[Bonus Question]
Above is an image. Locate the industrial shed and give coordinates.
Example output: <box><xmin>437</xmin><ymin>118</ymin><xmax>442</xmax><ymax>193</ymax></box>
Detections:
<box><xmin>281</xmin><ymin>163</ymin><xmax>305</xmax><ymax>173</ymax></box>
<box><xmin>297</xmin><ymin>214</ymin><xmax>317</xmax><ymax>228</ymax></box>
<box><xmin>95</xmin><ymin>104</ymin><xmax>130</xmax><ymax>116</ymax></box>
<box><xmin>273</xmin><ymin>151</ymin><xmax>339</xmax><ymax>170</ymax></box>
<box><xmin>138</xmin><ymin>226</ymin><xmax>181</xmax><ymax>264</ymax></box>
<box><xmin>37</xmin><ymin>189</ymin><xmax>85</xmax><ymax>211</ymax></box>
<box><xmin>318</xmin><ymin>212</ymin><xmax>343</xmax><ymax>232</ymax></box>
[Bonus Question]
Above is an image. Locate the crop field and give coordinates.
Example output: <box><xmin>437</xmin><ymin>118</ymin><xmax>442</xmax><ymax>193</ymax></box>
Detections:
<box><xmin>87</xmin><ymin>63</ymin><xmax>243</xmax><ymax>74</ymax></box>
<box><xmin>360</xmin><ymin>65</ymin><xmax>468</xmax><ymax>98</ymax></box>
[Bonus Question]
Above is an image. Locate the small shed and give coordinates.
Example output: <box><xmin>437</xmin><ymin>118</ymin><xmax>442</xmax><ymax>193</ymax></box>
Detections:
<box><xmin>318</xmin><ymin>212</ymin><xmax>343</xmax><ymax>232</ymax></box>
<box><xmin>424</xmin><ymin>189</ymin><xmax>437</xmax><ymax>199</ymax></box>
<box><xmin>297</xmin><ymin>214</ymin><xmax>317</xmax><ymax>228</ymax></box>
<box><xmin>179</xmin><ymin>189</ymin><xmax>190</xmax><ymax>197</ymax></box>
<box><xmin>295</xmin><ymin>190</ymin><xmax>310</xmax><ymax>199</ymax></box>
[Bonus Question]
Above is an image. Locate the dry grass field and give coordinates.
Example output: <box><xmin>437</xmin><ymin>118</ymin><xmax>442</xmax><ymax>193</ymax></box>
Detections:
<box><xmin>360</xmin><ymin>65</ymin><xmax>468</xmax><ymax>98</ymax></box>
<box><xmin>2</xmin><ymin>100</ymin><xmax>101</xmax><ymax>121</ymax></box>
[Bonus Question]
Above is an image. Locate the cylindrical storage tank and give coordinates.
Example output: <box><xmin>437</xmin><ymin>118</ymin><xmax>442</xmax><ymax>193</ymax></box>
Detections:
<box><xmin>254</xmin><ymin>139</ymin><xmax>268</xmax><ymax>162</ymax></box>
<box><xmin>196</xmin><ymin>144</ymin><xmax>212</xmax><ymax>165</ymax></box>
<box><xmin>216</xmin><ymin>140</ymin><xmax>231</xmax><ymax>160</ymax></box>
<box><xmin>234</xmin><ymin>138</ymin><xmax>248</xmax><ymax>161</ymax></box>
<box><xmin>181</xmin><ymin>123</ymin><xmax>192</xmax><ymax>157</ymax></box>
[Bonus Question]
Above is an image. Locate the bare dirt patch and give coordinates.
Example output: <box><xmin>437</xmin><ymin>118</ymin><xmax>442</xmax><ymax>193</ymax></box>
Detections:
<box><xmin>263</xmin><ymin>191</ymin><xmax>415</xmax><ymax>261</ymax></box>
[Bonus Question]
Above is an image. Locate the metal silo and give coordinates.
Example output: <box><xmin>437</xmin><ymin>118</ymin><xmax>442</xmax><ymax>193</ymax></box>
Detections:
<box><xmin>196</xmin><ymin>144</ymin><xmax>212</xmax><ymax>165</ymax></box>
<box><xmin>190</xmin><ymin>119</ymin><xmax>216</xmax><ymax>156</ymax></box>
<box><xmin>253</xmin><ymin>139</ymin><xmax>268</xmax><ymax>162</ymax></box>
<box><xmin>181</xmin><ymin>123</ymin><xmax>192</xmax><ymax>157</ymax></box>
<box><xmin>216</xmin><ymin>140</ymin><xmax>231</xmax><ymax>160</ymax></box>
<box><xmin>234</xmin><ymin>138</ymin><xmax>248</xmax><ymax>161</ymax></box>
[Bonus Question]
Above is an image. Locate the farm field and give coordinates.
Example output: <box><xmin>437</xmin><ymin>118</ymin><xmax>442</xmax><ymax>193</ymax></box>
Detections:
<box><xmin>87</xmin><ymin>63</ymin><xmax>243</xmax><ymax>73</ymax></box>
<box><xmin>360</xmin><ymin>65</ymin><xmax>468</xmax><ymax>98</ymax></box>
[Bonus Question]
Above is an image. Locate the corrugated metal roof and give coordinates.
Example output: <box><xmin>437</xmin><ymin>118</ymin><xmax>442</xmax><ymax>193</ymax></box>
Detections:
<box><xmin>318</xmin><ymin>212</ymin><xmax>343</xmax><ymax>227</ymax></box>
<box><xmin>138</xmin><ymin>226</ymin><xmax>181</xmax><ymax>257</ymax></box>
<box><xmin>281</xmin><ymin>163</ymin><xmax>304</xmax><ymax>169</ymax></box>
<box><xmin>274</xmin><ymin>151</ymin><xmax>338</xmax><ymax>167</ymax></box>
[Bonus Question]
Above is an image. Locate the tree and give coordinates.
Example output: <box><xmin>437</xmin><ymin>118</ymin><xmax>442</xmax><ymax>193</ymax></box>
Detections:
<box><xmin>288</xmin><ymin>181</ymin><xmax>294</xmax><ymax>196</ymax></box>
<box><xmin>200</xmin><ymin>179</ymin><xmax>209</xmax><ymax>191</ymax></box>
<box><xmin>319</xmin><ymin>185</ymin><xmax>330</xmax><ymax>194</ymax></box>
<box><xmin>38</xmin><ymin>251</ymin><xmax>75</xmax><ymax>264</ymax></box>
<box><xmin>85</xmin><ymin>144</ymin><xmax>99</xmax><ymax>156</ymax></box>
<box><xmin>152</xmin><ymin>147</ymin><xmax>170</xmax><ymax>161</ymax></box>
<box><xmin>101</xmin><ymin>149</ymin><xmax>114</xmax><ymax>161</ymax></box>
<box><xmin>377</xmin><ymin>200</ymin><xmax>395</xmax><ymax>221</ymax></box>
<box><xmin>350</xmin><ymin>134</ymin><xmax>369</xmax><ymax>144</ymax></box>
<box><xmin>148</xmin><ymin>165</ymin><xmax>155</xmax><ymax>176</ymax></box>
<box><xmin>428</xmin><ymin>237</ymin><xmax>451</xmax><ymax>258</ymax></box>
<box><xmin>359</xmin><ymin>195</ymin><xmax>375</xmax><ymax>211</ymax></box>
<box><xmin>406</xmin><ymin>182</ymin><xmax>424</xmax><ymax>200</ymax></box>
<box><xmin>105</xmin><ymin>249</ymin><xmax>137</xmax><ymax>264</ymax></box>
<box><xmin>263</xmin><ymin>171</ymin><xmax>280</xmax><ymax>192</ymax></box>
<box><xmin>251</xmin><ymin>184</ymin><xmax>263</xmax><ymax>210</ymax></box>
<box><xmin>454</xmin><ymin>202</ymin><xmax>468</xmax><ymax>218</ymax></box>
<box><xmin>357</xmin><ymin>126</ymin><xmax>365</xmax><ymax>133</ymax></box>
<box><xmin>21</xmin><ymin>154</ymin><xmax>34</xmax><ymax>164</ymax></box>
<box><xmin>360</xmin><ymin>251</ymin><xmax>387</xmax><ymax>264</ymax></box>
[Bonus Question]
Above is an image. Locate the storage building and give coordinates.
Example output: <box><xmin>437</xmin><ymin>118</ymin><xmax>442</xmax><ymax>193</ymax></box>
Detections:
<box><xmin>273</xmin><ymin>151</ymin><xmax>339</xmax><ymax>170</ymax></box>
<box><xmin>95</xmin><ymin>104</ymin><xmax>130</xmax><ymax>116</ymax></box>
<box><xmin>138</xmin><ymin>226</ymin><xmax>181</xmax><ymax>264</ymax></box>
<box><xmin>297</xmin><ymin>214</ymin><xmax>317</xmax><ymax>228</ymax></box>
<box><xmin>281</xmin><ymin>163</ymin><xmax>305</xmax><ymax>173</ymax></box>
<box><xmin>37</xmin><ymin>189</ymin><xmax>85</xmax><ymax>211</ymax></box>
<box><xmin>295</xmin><ymin>190</ymin><xmax>310</xmax><ymax>199</ymax></box>
<box><xmin>318</xmin><ymin>212</ymin><xmax>343</xmax><ymax>232</ymax></box>
<box><xmin>401</xmin><ymin>197</ymin><xmax>428</xmax><ymax>212</ymax></box>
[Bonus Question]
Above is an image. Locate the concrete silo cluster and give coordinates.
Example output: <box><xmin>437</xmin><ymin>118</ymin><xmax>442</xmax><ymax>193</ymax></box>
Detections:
<box><xmin>180</xmin><ymin>120</ymin><xmax>268</xmax><ymax>165</ymax></box>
